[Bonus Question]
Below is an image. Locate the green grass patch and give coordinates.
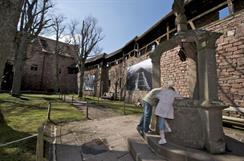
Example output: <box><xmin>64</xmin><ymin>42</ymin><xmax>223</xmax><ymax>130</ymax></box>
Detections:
<box><xmin>82</xmin><ymin>96</ymin><xmax>143</xmax><ymax>115</ymax></box>
<box><xmin>0</xmin><ymin>93</ymin><xmax>84</xmax><ymax>161</ymax></box>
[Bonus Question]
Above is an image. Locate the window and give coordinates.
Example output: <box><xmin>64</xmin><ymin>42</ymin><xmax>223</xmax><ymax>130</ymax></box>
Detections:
<box><xmin>30</xmin><ymin>64</ymin><xmax>38</xmax><ymax>71</ymax></box>
<box><xmin>219</xmin><ymin>7</ymin><xmax>230</xmax><ymax>20</ymax></box>
<box><xmin>40</xmin><ymin>39</ymin><xmax>48</xmax><ymax>49</ymax></box>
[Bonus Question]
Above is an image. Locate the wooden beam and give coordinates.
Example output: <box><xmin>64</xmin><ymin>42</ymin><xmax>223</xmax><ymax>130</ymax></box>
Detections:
<box><xmin>189</xmin><ymin>1</ymin><xmax>228</xmax><ymax>22</ymax></box>
<box><xmin>189</xmin><ymin>21</ymin><xmax>196</xmax><ymax>30</ymax></box>
<box><xmin>166</xmin><ymin>23</ymin><xmax>170</xmax><ymax>40</ymax></box>
<box><xmin>138</xmin><ymin>28</ymin><xmax>177</xmax><ymax>52</ymax></box>
<box><xmin>124</xmin><ymin>2</ymin><xmax>230</xmax><ymax>59</ymax></box>
<box><xmin>227</xmin><ymin>0</ymin><xmax>234</xmax><ymax>14</ymax></box>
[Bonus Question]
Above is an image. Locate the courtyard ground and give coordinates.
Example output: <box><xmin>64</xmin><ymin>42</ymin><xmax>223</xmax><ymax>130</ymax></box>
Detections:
<box><xmin>51</xmin><ymin>97</ymin><xmax>244</xmax><ymax>161</ymax></box>
<box><xmin>1</xmin><ymin>94</ymin><xmax>243</xmax><ymax>161</ymax></box>
<box><xmin>0</xmin><ymin>93</ymin><xmax>84</xmax><ymax>161</ymax></box>
<box><xmin>0</xmin><ymin>93</ymin><xmax>142</xmax><ymax>161</ymax></box>
<box><xmin>53</xmin><ymin>115</ymin><xmax>140</xmax><ymax>161</ymax></box>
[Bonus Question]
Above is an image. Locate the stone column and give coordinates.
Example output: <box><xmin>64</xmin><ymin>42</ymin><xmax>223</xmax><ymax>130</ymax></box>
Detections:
<box><xmin>150</xmin><ymin>52</ymin><xmax>161</xmax><ymax>130</ymax></box>
<box><xmin>195</xmin><ymin>31</ymin><xmax>226</xmax><ymax>153</ymax></box>
<box><xmin>172</xmin><ymin>0</ymin><xmax>188</xmax><ymax>32</ymax></box>
<box><xmin>151</xmin><ymin>54</ymin><xmax>161</xmax><ymax>89</ymax></box>
<box><xmin>200</xmin><ymin>106</ymin><xmax>226</xmax><ymax>153</ymax></box>
<box><xmin>195</xmin><ymin>31</ymin><xmax>221</xmax><ymax>105</ymax></box>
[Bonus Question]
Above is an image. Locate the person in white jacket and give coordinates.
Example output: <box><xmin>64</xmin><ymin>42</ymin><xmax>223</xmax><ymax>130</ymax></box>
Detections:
<box><xmin>155</xmin><ymin>83</ymin><xmax>180</xmax><ymax>144</ymax></box>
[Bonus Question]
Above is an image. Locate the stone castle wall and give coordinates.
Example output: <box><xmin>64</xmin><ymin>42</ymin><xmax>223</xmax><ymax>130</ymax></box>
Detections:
<box><xmin>203</xmin><ymin>10</ymin><xmax>244</xmax><ymax>107</ymax></box>
<box><xmin>84</xmin><ymin>9</ymin><xmax>244</xmax><ymax>107</ymax></box>
<box><xmin>21</xmin><ymin>39</ymin><xmax>77</xmax><ymax>93</ymax></box>
<box><xmin>157</xmin><ymin>10</ymin><xmax>244</xmax><ymax>107</ymax></box>
<box><xmin>22</xmin><ymin>51</ymin><xmax>77</xmax><ymax>93</ymax></box>
<box><xmin>123</xmin><ymin>10</ymin><xmax>244</xmax><ymax>106</ymax></box>
<box><xmin>160</xmin><ymin>47</ymin><xmax>189</xmax><ymax>97</ymax></box>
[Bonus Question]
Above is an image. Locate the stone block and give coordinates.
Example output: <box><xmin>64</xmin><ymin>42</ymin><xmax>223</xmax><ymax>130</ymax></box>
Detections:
<box><xmin>166</xmin><ymin>98</ymin><xmax>227</xmax><ymax>153</ymax></box>
<box><xmin>227</xmin><ymin>30</ymin><xmax>236</xmax><ymax>37</ymax></box>
<box><xmin>237</xmin><ymin>57</ymin><xmax>244</xmax><ymax>66</ymax></box>
<box><xmin>238</xmin><ymin>89</ymin><xmax>244</xmax><ymax>95</ymax></box>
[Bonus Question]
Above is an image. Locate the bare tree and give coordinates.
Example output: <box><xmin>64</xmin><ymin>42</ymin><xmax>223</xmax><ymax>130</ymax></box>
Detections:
<box><xmin>51</xmin><ymin>15</ymin><xmax>66</xmax><ymax>93</ymax></box>
<box><xmin>0</xmin><ymin>0</ymin><xmax>24</xmax><ymax>123</ymax></box>
<box><xmin>0</xmin><ymin>0</ymin><xmax>24</xmax><ymax>89</ymax></box>
<box><xmin>70</xmin><ymin>16</ymin><xmax>104</xmax><ymax>98</ymax></box>
<box><xmin>11</xmin><ymin>0</ymin><xmax>52</xmax><ymax>96</ymax></box>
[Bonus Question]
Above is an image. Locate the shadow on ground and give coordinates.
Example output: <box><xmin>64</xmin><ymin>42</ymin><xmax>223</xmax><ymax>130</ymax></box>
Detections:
<box><xmin>0</xmin><ymin>122</ymin><xmax>36</xmax><ymax>161</ymax></box>
<box><xmin>225</xmin><ymin>136</ymin><xmax>244</xmax><ymax>156</ymax></box>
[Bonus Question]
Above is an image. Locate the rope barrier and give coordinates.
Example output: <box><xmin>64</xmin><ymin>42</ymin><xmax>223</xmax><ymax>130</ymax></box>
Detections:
<box><xmin>0</xmin><ymin>134</ymin><xmax>38</xmax><ymax>148</ymax></box>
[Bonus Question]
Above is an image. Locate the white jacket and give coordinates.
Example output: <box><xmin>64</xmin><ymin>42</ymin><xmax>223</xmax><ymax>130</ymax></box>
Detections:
<box><xmin>155</xmin><ymin>88</ymin><xmax>180</xmax><ymax>119</ymax></box>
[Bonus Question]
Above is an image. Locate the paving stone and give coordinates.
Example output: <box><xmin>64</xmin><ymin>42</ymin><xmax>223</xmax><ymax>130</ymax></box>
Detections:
<box><xmin>145</xmin><ymin>134</ymin><xmax>244</xmax><ymax>161</ymax></box>
<box><xmin>128</xmin><ymin>135</ymin><xmax>166</xmax><ymax>161</ymax></box>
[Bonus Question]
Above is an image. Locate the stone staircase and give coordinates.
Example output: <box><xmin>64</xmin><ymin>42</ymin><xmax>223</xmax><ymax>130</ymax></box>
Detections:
<box><xmin>128</xmin><ymin>133</ymin><xmax>244</xmax><ymax>161</ymax></box>
<box><xmin>128</xmin><ymin>135</ymin><xmax>166</xmax><ymax>161</ymax></box>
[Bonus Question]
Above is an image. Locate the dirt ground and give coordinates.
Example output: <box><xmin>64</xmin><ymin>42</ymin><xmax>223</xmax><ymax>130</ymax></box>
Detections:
<box><xmin>66</xmin><ymin>97</ymin><xmax>121</xmax><ymax>120</ymax></box>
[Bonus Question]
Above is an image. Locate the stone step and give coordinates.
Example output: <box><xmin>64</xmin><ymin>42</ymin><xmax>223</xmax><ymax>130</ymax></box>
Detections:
<box><xmin>128</xmin><ymin>135</ymin><xmax>166</xmax><ymax>161</ymax></box>
<box><xmin>145</xmin><ymin>134</ymin><xmax>244</xmax><ymax>161</ymax></box>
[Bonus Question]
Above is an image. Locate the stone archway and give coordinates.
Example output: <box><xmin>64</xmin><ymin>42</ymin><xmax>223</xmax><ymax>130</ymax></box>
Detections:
<box><xmin>150</xmin><ymin>30</ymin><xmax>222</xmax><ymax>104</ymax></box>
<box><xmin>148</xmin><ymin>0</ymin><xmax>227</xmax><ymax>154</ymax></box>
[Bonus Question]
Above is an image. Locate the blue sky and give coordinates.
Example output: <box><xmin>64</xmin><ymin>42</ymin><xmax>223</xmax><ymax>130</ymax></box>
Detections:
<box><xmin>51</xmin><ymin>0</ymin><xmax>175</xmax><ymax>53</ymax></box>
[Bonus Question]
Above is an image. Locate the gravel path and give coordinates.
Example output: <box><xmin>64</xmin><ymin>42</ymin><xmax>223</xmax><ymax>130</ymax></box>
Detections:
<box><xmin>50</xmin><ymin>96</ymin><xmax>141</xmax><ymax>161</ymax></box>
<box><xmin>65</xmin><ymin>97</ymin><xmax>120</xmax><ymax>120</ymax></box>
<box><xmin>54</xmin><ymin>115</ymin><xmax>140</xmax><ymax>161</ymax></box>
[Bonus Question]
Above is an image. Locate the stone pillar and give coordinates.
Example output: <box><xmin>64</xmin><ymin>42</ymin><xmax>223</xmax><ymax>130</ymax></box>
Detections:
<box><xmin>200</xmin><ymin>106</ymin><xmax>226</xmax><ymax>153</ymax></box>
<box><xmin>151</xmin><ymin>54</ymin><xmax>161</xmax><ymax>89</ymax></box>
<box><xmin>195</xmin><ymin>31</ymin><xmax>221</xmax><ymax>105</ymax></box>
<box><xmin>195</xmin><ymin>31</ymin><xmax>226</xmax><ymax>153</ymax></box>
<box><xmin>172</xmin><ymin>0</ymin><xmax>188</xmax><ymax>32</ymax></box>
<box><xmin>150</xmin><ymin>52</ymin><xmax>161</xmax><ymax>130</ymax></box>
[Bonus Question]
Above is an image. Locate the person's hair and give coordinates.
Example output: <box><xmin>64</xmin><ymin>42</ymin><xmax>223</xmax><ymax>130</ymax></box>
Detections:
<box><xmin>168</xmin><ymin>86</ymin><xmax>175</xmax><ymax>91</ymax></box>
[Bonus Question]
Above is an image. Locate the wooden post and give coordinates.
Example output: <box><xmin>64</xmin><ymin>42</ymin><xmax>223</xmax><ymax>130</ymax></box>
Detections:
<box><xmin>97</xmin><ymin>94</ymin><xmax>100</xmax><ymax>104</ymax></box>
<box><xmin>227</xmin><ymin>0</ymin><xmax>234</xmax><ymax>14</ymax></box>
<box><xmin>86</xmin><ymin>98</ymin><xmax>89</xmax><ymax>119</ymax></box>
<box><xmin>166</xmin><ymin>23</ymin><xmax>170</xmax><ymax>40</ymax></box>
<box><xmin>72</xmin><ymin>95</ymin><xmax>74</xmax><ymax>104</ymax></box>
<box><xmin>100</xmin><ymin>81</ymin><xmax>103</xmax><ymax>102</ymax></box>
<box><xmin>64</xmin><ymin>94</ymin><xmax>66</xmax><ymax>102</ymax></box>
<box><xmin>123</xmin><ymin>100</ymin><xmax>126</xmax><ymax>115</ymax></box>
<box><xmin>189</xmin><ymin>21</ymin><xmax>196</xmax><ymax>30</ymax></box>
<box><xmin>36</xmin><ymin>126</ymin><xmax>44</xmax><ymax>161</ymax></box>
<box><xmin>47</xmin><ymin>102</ymin><xmax>51</xmax><ymax>121</ymax></box>
<box><xmin>123</xmin><ymin>85</ymin><xmax>126</xmax><ymax>115</ymax></box>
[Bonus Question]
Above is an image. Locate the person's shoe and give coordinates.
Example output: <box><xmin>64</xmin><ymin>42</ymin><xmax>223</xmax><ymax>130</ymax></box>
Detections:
<box><xmin>145</xmin><ymin>129</ymin><xmax>155</xmax><ymax>135</ymax></box>
<box><xmin>136</xmin><ymin>126</ymin><xmax>144</xmax><ymax>137</ymax></box>
<box><xmin>158</xmin><ymin>138</ymin><xmax>167</xmax><ymax>145</ymax></box>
